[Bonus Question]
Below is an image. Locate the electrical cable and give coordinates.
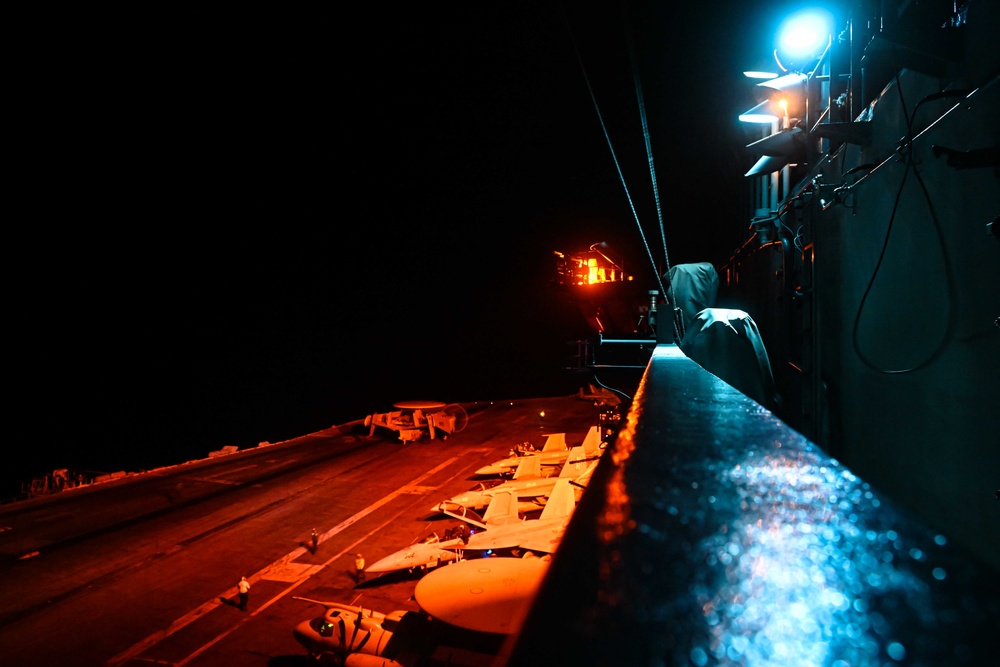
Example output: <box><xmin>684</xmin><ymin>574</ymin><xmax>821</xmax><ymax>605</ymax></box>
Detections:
<box><xmin>850</xmin><ymin>74</ymin><xmax>958</xmax><ymax>374</ymax></box>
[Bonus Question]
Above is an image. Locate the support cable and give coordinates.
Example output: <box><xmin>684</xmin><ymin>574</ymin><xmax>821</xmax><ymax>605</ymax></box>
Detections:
<box><xmin>563</xmin><ymin>3</ymin><xmax>683</xmax><ymax>341</ymax></box>
<box><xmin>624</xmin><ymin>10</ymin><xmax>683</xmax><ymax>341</ymax></box>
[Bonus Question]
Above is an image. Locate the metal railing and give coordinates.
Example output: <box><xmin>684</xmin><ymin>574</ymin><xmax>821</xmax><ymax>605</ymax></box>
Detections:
<box><xmin>500</xmin><ymin>344</ymin><xmax>1000</xmax><ymax>666</ymax></box>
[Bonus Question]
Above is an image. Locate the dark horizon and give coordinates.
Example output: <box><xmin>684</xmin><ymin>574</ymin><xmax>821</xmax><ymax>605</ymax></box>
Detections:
<box><xmin>8</xmin><ymin>2</ymin><xmax>794</xmax><ymax>499</ymax></box>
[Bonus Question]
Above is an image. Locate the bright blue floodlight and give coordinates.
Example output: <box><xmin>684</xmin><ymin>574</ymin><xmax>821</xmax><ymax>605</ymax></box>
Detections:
<box><xmin>776</xmin><ymin>8</ymin><xmax>834</xmax><ymax>64</ymax></box>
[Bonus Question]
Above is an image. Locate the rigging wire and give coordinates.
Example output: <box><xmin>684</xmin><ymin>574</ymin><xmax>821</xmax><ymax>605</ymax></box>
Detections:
<box><xmin>562</xmin><ymin>2</ymin><xmax>683</xmax><ymax>341</ymax></box>
<box><xmin>623</xmin><ymin>7</ymin><xmax>684</xmax><ymax>342</ymax></box>
<box><xmin>566</xmin><ymin>30</ymin><xmax>663</xmax><ymax>297</ymax></box>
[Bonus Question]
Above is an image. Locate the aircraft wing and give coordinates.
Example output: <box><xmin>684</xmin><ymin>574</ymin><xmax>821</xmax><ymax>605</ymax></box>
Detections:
<box><xmin>516</xmin><ymin>523</ymin><xmax>568</xmax><ymax>554</ymax></box>
<box><xmin>451</xmin><ymin>519</ymin><xmax>561</xmax><ymax>553</ymax></box>
<box><xmin>504</xmin><ymin>477</ymin><xmax>553</xmax><ymax>499</ymax></box>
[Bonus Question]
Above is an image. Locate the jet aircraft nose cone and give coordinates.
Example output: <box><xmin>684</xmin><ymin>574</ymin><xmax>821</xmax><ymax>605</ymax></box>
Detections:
<box><xmin>365</xmin><ymin>557</ymin><xmax>394</xmax><ymax>573</ymax></box>
<box><xmin>292</xmin><ymin>621</ymin><xmax>316</xmax><ymax>651</ymax></box>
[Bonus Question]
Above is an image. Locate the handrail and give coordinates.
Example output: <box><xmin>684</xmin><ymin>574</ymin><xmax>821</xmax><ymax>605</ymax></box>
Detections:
<box><xmin>500</xmin><ymin>344</ymin><xmax>1000</xmax><ymax>666</ymax></box>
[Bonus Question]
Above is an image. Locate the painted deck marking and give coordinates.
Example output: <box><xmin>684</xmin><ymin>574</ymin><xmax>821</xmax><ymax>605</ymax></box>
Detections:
<box><xmin>106</xmin><ymin>456</ymin><xmax>459</xmax><ymax>666</ymax></box>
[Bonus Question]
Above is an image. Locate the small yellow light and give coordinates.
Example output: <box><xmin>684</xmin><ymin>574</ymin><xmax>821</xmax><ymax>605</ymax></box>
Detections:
<box><xmin>539</xmin><ymin>411</ymin><xmax>546</xmax><ymax>419</ymax></box>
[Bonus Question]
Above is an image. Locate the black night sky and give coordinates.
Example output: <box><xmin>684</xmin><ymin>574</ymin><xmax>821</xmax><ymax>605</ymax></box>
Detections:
<box><xmin>8</xmin><ymin>2</ymin><xmax>806</xmax><ymax>497</ymax></box>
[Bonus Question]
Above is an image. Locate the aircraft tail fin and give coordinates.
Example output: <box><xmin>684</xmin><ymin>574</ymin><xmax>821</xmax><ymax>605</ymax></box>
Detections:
<box><xmin>538</xmin><ymin>478</ymin><xmax>576</xmax><ymax>521</ymax></box>
<box><xmin>581</xmin><ymin>426</ymin><xmax>601</xmax><ymax>454</ymax></box>
<box><xmin>558</xmin><ymin>447</ymin><xmax>588</xmax><ymax>478</ymax></box>
<box><xmin>540</xmin><ymin>433</ymin><xmax>567</xmax><ymax>452</ymax></box>
<box><xmin>483</xmin><ymin>491</ymin><xmax>521</xmax><ymax>526</ymax></box>
<box><xmin>512</xmin><ymin>455</ymin><xmax>542</xmax><ymax>480</ymax></box>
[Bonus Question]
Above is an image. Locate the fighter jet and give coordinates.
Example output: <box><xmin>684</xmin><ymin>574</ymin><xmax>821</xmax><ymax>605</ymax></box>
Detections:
<box><xmin>370</xmin><ymin>476</ymin><xmax>578</xmax><ymax>577</ymax></box>
<box><xmin>432</xmin><ymin>446</ymin><xmax>598</xmax><ymax>515</ymax></box>
<box><xmin>578</xmin><ymin>383</ymin><xmax>622</xmax><ymax>407</ymax></box>
<box><xmin>367</xmin><ymin>489</ymin><xmax>534</xmax><ymax>575</ymax></box>
<box><xmin>363</xmin><ymin>530</ymin><xmax>465</xmax><ymax>575</ymax></box>
<box><xmin>437</xmin><ymin>477</ymin><xmax>579</xmax><ymax>555</ymax></box>
<box><xmin>474</xmin><ymin>426</ymin><xmax>603</xmax><ymax>477</ymax></box>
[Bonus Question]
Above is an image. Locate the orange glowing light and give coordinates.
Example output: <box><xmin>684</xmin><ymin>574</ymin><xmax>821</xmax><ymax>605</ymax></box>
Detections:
<box><xmin>554</xmin><ymin>244</ymin><xmax>632</xmax><ymax>286</ymax></box>
<box><xmin>595</xmin><ymin>372</ymin><xmax>646</xmax><ymax>546</ymax></box>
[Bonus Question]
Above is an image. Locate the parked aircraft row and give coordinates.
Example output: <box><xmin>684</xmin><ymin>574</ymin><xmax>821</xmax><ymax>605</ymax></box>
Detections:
<box><xmin>366</xmin><ymin>473</ymin><xmax>581</xmax><ymax>575</ymax></box>
<box><xmin>291</xmin><ymin>426</ymin><xmax>606</xmax><ymax>662</ymax></box>
<box><xmin>432</xmin><ymin>443</ymin><xmax>598</xmax><ymax>515</ymax></box>
<box><xmin>473</xmin><ymin>425</ymin><xmax>603</xmax><ymax>476</ymax></box>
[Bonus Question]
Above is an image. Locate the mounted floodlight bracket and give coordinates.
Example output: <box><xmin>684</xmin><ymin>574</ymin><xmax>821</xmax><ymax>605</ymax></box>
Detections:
<box><xmin>745</xmin><ymin>154</ymin><xmax>789</xmax><ymax>178</ymax></box>
<box><xmin>813</xmin><ymin>121</ymin><xmax>873</xmax><ymax>146</ymax></box>
<box><xmin>739</xmin><ymin>99</ymin><xmax>786</xmax><ymax>124</ymax></box>
<box><xmin>756</xmin><ymin>72</ymin><xmax>808</xmax><ymax>118</ymax></box>
<box><xmin>745</xmin><ymin>126</ymin><xmax>806</xmax><ymax>158</ymax></box>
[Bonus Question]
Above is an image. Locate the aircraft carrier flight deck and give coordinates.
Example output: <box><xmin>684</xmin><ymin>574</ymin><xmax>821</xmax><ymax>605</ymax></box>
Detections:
<box><xmin>0</xmin><ymin>394</ymin><xmax>607</xmax><ymax>667</ymax></box>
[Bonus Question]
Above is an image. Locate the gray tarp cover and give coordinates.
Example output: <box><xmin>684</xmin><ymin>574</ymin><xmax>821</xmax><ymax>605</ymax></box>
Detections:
<box><xmin>668</xmin><ymin>263</ymin><xmax>779</xmax><ymax>409</ymax></box>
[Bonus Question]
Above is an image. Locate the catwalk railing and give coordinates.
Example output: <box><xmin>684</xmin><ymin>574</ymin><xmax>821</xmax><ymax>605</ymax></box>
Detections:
<box><xmin>501</xmin><ymin>344</ymin><xmax>1000</xmax><ymax>666</ymax></box>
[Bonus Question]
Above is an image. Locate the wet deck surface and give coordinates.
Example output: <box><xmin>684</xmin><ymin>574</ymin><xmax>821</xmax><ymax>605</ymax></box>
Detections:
<box><xmin>0</xmin><ymin>395</ymin><xmax>604</xmax><ymax>666</ymax></box>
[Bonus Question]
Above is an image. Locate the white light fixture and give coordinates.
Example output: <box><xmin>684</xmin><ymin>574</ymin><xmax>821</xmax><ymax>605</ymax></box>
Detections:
<box><xmin>745</xmin><ymin>154</ymin><xmax>788</xmax><ymax>177</ymax></box>
<box><xmin>739</xmin><ymin>99</ymin><xmax>786</xmax><ymax>124</ymax></box>
<box><xmin>743</xmin><ymin>70</ymin><xmax>778</xmax><ymax>80</ymax></box>
<box><xmin>756</xmin><ymin>72</ymin><xmax>807</xmax><ymax>97</ymax></box>
<box><xmin>755</xmin><ymin>72</ymin><xmax>808</xmax><ymax>120</ymax></box>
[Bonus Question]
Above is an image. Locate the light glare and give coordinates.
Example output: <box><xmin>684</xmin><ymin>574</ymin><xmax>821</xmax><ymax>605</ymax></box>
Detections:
<box><xmin>777</xmin><ymin>8</ymin><xmax>834</xmax><ymax>62</ymax></box>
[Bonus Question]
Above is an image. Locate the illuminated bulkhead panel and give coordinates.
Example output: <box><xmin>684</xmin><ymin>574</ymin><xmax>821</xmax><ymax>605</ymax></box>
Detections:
<box><xmin>554</xmin><ymin>244</ymin><xmax>633</xmax><ymax>286</ymax></box>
